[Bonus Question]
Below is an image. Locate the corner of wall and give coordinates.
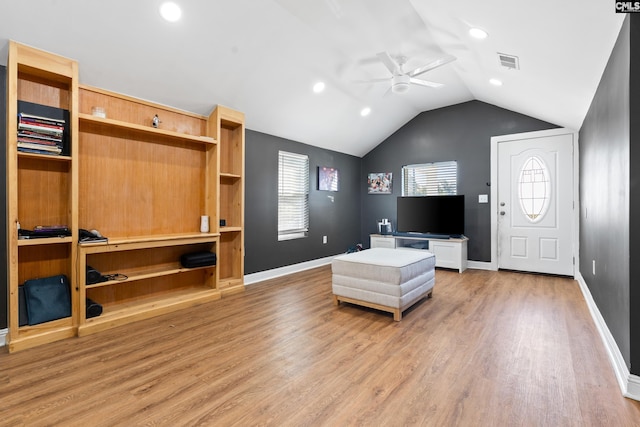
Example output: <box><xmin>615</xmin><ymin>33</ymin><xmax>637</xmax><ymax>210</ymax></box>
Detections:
<box><xmin>244</xmin><ymin>255</ymin><xmax>336</xmax><ymax>285</ymax></box>
<box><xmin>576</xmin><ymin>272</ymin><xmax>638</xmax><ymax>401</ymax></box>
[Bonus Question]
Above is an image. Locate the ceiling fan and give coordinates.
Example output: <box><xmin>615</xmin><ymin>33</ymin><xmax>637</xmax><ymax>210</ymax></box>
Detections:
<box><xmin>358</xmin><ymin>52</ymin><xmax>456</xmax><ymax>94</ymax></box>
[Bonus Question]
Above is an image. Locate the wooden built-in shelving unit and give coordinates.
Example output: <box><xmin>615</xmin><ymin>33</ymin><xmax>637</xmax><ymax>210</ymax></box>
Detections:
<box><xmin>209</xmin><ymin>108</ymin><xmax>245</xmax><ymax>294</ymax></box>
<box><xmin>77</xmin><ymin>234</ymin><xmax>219</xmax><ymax>336</ymax></box>
<box><xmin>5</xmin><ymin>41</ymin><xmax>79</xmax><ymax>352</ymax></box>
<box><xmin>5</xmin><ymin>42</ymin><xmax>245</xmax><ymax>351</ymax></box>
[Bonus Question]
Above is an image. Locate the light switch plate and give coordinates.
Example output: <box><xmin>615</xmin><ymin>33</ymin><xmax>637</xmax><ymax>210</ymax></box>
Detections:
<box><xmin>479</xmin><ymin>194</ymin><xmax>489</xmax><ymax>203</ymax></box>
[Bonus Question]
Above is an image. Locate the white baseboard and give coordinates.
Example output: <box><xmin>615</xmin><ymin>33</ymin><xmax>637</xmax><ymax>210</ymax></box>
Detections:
<box><xmin>466</xmin><ymin>260</ymin><xmax>494</xmax><ymax>271</ymax></box>
<box><xmin>0</xmin><ymin>328</ymin><xmax>7</xmax><ymax>347</ymax></box>
<box><xmin>244</xmin><ymin>255</ymin><xmax>336</xmax><ymax>285</ymax></box>
<box><xmin>575</xmin><ymin>272</ymin><xmax>639</xmax><ymax>401</ymax></box>
<box><xmin>628</xmin><ymin>374</ymin><xmax>640</xmax><ymax>400</ymax></box>
<box><xmin>245</xmin><ymin>256</ymin><xmax>491</xmax><ymax>286</ymax></box>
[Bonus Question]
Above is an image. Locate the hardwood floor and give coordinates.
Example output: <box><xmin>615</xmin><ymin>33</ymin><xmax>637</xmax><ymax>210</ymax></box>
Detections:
<box><xmin>1</xmin><ymin>266</ymin><xmax>639</xmax><ymax>426</ymax></box>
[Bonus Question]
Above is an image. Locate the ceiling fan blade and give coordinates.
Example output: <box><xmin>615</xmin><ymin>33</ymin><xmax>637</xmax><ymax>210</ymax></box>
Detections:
<box><xmin>407</xmin><ymin>54</ymin><xmax>456</xmax><ymax>78</ymax></box>
<box><xmin>410</xmin><ymin>78</ymin><xmax>443</xmax><ymax>88</ymax></box>
<box><xmin>377</xmin><ymin>51</ymin><xmax>400</xmax><ymax>75</ymax></box>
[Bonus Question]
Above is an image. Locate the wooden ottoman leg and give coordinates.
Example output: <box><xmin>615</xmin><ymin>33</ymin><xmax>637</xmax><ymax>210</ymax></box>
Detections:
<box><xmin>333</xmin><ymin>295</ymin><xmax>340</xmax><ymax>306</ymax></box>
<box><xmin>393</xmin><ymin>309</ymin><xmax>402</xmax><ymax>321</ymax></box>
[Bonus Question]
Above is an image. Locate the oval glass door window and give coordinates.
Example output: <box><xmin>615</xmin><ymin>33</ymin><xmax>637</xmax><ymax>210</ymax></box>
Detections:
<box><xmin>518</xmin><ymin>156</ymin><xmax>550</xmax><ymax>222</ymax></box>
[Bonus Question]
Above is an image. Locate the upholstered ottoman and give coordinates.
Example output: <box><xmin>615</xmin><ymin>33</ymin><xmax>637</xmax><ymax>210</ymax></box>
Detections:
<box><xmin>332</xmin><ymin>248</ymin><xmax>435</xmax><ymax>321</ymax></box>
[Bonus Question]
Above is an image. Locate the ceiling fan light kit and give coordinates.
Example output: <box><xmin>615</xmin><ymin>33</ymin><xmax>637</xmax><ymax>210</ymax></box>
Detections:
<box><xmin>392</xmin><ymin>74</ymin><xmax>411</xmax><ymax>93</ymax></box>
<box><xmin>358</xmin><ymin>51</ymin><xmax>456</xmax><ymax>94</ymax></box>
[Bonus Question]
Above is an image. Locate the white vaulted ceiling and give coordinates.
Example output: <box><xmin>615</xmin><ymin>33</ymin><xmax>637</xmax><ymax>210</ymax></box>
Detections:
<box><xmin>0</xmin><ymin>0</ymin><xmax>625</xmax><ymax>157</ymax></box>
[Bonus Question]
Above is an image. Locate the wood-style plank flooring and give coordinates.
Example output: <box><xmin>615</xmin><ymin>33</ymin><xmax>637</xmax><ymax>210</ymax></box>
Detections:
<box><xmin>1</xmin><ymin>266</ymin><xmax>639</xmax><ymax>426</ymax></box>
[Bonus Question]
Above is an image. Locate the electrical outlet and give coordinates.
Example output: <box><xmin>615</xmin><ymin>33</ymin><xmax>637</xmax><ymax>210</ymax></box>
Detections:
<box><xmin>478</xmin><ymin>194</ymin><xmax>489</xmax><ymax>204</ymax></box>
<box><xmin>323</xmin><ymin>236</ymin><xmax>328</xmax><ymax>244</ymax></box>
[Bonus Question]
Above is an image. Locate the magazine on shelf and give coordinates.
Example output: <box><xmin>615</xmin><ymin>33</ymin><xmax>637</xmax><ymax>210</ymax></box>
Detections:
<box><xmin>18</xmin><ymin>112</ymin><xmax>65</xmax><ymax>126</ymax></box>
<box><xmin>17</xmin><ymin>142</ymin><xmax>62</xmax><ymax>153</ymax></box>
<box><xmin>17</xmin><ymin>100</ymin><xmax>70</xmax><ymax>156</ymax></box>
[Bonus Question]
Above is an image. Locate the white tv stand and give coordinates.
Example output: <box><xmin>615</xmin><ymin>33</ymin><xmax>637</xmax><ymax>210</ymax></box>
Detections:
<box><xmin>370</xmin><ymin>234</ymin><xmax>468</xmax><ymax>273</ymax></box>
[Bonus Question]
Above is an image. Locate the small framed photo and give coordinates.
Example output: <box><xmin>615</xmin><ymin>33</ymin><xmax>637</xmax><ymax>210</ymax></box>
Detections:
<box><xmin>318</xmin><ymin>166</ymin><xmax>339</xmax><ymax>191</ymax></box>
<box><xmin>368</xmin><ymin>172</ymin><xmax>392</xmax><ymax>194</ymax></box>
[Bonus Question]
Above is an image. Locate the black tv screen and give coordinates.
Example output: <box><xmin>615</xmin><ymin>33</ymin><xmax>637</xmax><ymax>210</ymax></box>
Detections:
<box><xmin>396</xmin><ymin>195</ymin><xmax>465</xmax><ymax>237</ymax></box>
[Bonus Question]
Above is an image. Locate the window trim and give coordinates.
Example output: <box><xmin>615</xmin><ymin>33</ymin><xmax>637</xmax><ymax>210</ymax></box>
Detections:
<box><xmin>278</xmin><ymin>151</ymin><xmax>309</xmax><ymax>241</ymax></box>
<box><xmin>401</xmin><ymin>160</ymin><xmax>458</xmax><ymax>196</ymax></box>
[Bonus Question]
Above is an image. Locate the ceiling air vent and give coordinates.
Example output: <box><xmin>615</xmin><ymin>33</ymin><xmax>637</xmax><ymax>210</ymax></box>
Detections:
<box><xmin>498</xmin><ymin>53</ymin><xmax>519</xmax><ymax>70</ymax></box>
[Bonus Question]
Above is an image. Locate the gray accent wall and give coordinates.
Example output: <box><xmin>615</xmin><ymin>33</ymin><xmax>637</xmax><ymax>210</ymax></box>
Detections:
<box><xmin>1</xmin><ymin>65</ymin><xmax>6</xmax><ymax>330</ymax></box>
<box><xmin>630</xmin><ymin>13</ymin><xmax>640</xmax><ymax>379</ymax></box>
<box><xmin>360</xmin><ymin>101</ymin><xmax>557</xmax><ymax>262</ymax></box>
<box><xmin>580</xmin><ymin>14</ymin><xmax>640</xmax><ymax>375</ymax></box>
<box><xmin>244</xmin><ymin>129</ymin><xmax>361</xmax><ymax>274</ymax></box>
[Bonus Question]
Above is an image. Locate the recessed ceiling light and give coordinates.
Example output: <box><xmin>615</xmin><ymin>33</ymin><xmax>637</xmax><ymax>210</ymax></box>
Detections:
<box><xmin>360</xmin><ymin>107</ymin><xmax>371</xmax><ymax>117</ymax></box>
<box><xmin>313</xmin><ymin>82</ymin><xmax>325</xmax><ymax>93</ymax></box>
<box><xmin>160</xmin><ymin>2</ymin><xmax>182</xmax><ymax>22</ymax></box>
<box><xmin>469</xmin><ymin>27</ymin><xmax>488</xmax><ymax>39</ymax></box>
<box><xmin>489</xmin><ymin>78</ymin><xmax>503</xmax><ymax>86</ymax></box>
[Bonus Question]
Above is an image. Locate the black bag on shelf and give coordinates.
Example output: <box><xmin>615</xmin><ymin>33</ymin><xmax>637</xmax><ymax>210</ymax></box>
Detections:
<box><xmin>23</xmin><ymin>274</ymin><xmax>71</xmax><ymax>325</ymax></box>
<box><xmin>18</xmin><ymin>285</ymin><xmax>29</xmax><ymax>326</ymax></box>
<box><xmin>86</xmin><ymin>265</ymin><xmax>108</xmax><ymax>285</ymax></box>
<box><xmin>86</xmin><ymin>297</ymin><xmax>103</xmax><ymax>319</ymax></box>
<box><xmin>180</xmin><ymin>251</ymin><xmax>217</xmax><ymax>268</ymax></box>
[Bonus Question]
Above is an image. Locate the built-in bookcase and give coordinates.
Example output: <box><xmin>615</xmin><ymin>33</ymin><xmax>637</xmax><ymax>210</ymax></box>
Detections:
<box><xmin>6</xmin><ymin>42</ymin><xmax>245</xmax><ymax>350</ymax></box>
<box><xmin>208</xmin><ymin>107</ymin><xmax>245</xmax><ymax>294</ymax></box>
<box><xmin>75</xmin><ymin>85</ymin><xmax>223</xmax><ymax>336</ymax></box>
<box><xmin>6</xmin><ymin>41</ymin><xmax>79</xmax><ymax>352</ymax></box>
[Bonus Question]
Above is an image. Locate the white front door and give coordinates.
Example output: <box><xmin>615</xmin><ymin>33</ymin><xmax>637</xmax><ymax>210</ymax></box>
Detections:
<box><xmin>496</xmin><ymin>130</ymin><xmax>575</xmax><ymax>276</ymax></box>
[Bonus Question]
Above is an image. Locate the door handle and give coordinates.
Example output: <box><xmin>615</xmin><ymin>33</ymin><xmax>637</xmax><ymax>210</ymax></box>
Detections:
<box><xmin>500</xmin><ymin>211</ymin><xmax>506</xmax><ymax>216</ymax></box>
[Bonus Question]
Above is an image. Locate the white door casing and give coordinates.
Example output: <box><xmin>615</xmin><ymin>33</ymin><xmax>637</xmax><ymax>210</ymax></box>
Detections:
<box><xmin>490</xmin><ymin>129</ymin><xmax>577</xmax><ymax>276</ymax></box>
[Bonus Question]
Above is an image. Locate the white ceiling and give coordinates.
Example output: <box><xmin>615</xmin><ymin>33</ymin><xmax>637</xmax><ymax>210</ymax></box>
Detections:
<box><xmin>0</xmin><ymin>1</ymin><xmax>625</xmax><ymax>157</ymax></box>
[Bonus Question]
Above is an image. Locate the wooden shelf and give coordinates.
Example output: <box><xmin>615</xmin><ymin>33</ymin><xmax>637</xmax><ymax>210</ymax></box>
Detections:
<box><xmin>106</xmin><ymin>233</ymin><xmax>219</xmax><ymax>244</ymax></box>
<box><xmin>18</xmin><ymin>236</ymin><xmax>73</xmax><ymax>246</ymax></box>
<box><xmin>220</xmin><ymin>227</ymin><xmax>242</xmax><ymax>233</ymax></box>
<box><xmin>18</xmin><ymin>151</ymin><xmax>72</xmax><ymax>162</ymax></box>
<box><xmin>78</xmin><ymin>287</ymin><xmax>221</xmax><ymax>337</ymax></box>
<box><xmin>79</xmin><ymin>113</ymin><xmax>216</xmax><ymax>145</ymax></box>
<box><xmin>86</xmin><ymin>263</ymin><xmax>214</xmax><ymax>289</ymax></box>
<box><xmin>79</xmin><ymin>233</ymin><xmax>219</xmax><ymax>253</ymax></box>
<box><xmin>220</xmin><ymin>172</ymin><xmax>242</xmax><ymax>179</ymax></box>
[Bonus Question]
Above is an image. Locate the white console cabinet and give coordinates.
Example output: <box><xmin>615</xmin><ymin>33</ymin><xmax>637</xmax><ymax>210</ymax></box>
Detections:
<box><xmin>370</xmin><ymin>234</ymin><xmax>468</xmax><ymax>273</ymax></box>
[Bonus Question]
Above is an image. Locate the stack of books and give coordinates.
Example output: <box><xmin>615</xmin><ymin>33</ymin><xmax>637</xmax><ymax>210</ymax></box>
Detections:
<box><xmin>17</xmin><ymin>112</ymin><xmax>65</xmax><ymax>155</ymax></box>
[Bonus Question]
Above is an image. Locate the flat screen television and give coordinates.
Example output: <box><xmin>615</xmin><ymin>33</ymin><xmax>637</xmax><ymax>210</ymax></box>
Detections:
<box><xmin>396</xmin><ymin>195</ymin><xmax>465</xmax><ymax>237</ymax></box>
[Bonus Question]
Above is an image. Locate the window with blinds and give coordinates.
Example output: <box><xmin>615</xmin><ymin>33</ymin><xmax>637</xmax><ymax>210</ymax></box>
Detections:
<box><xmin>278</xmin><ymin>151</ymin><xmax>309</xmax><ymax>241</ymax></box>
<box><xmin>402</xmin><ymin>161</ymin><xmax>457</xmax><ymax>196</ymax></box>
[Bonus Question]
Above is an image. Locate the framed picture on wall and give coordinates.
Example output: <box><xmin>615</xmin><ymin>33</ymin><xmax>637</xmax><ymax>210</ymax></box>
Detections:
<box><xmin>368</xmin><ymin>172</ymin><xmax>392</xmax><ymax>194</ymax></box>
<box><xmin>318</xmin><ymin>166</ymin><xmax>339</xmax><ymax>191</ymax></box>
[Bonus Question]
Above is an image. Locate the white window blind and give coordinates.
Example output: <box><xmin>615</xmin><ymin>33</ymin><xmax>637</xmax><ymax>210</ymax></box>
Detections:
<box><xmin>402</xmin><ymin>161</ymin><xmax>457</xmax><ymax>196</ymax></box>
<box><xmin>278</xmin><ymin>151</ymin><xmax>309</xmax><ymax>241</ymax></box>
